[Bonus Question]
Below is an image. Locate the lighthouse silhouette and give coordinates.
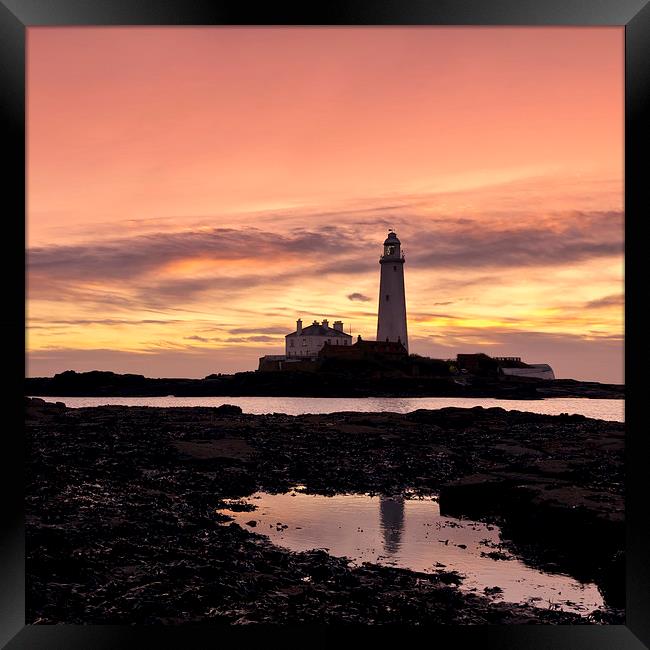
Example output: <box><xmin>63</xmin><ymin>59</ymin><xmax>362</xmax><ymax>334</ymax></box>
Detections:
<box><xmin>376</xmin><ymin>230</ymin><xmax>408</xmax><ymax>352</ymax></box>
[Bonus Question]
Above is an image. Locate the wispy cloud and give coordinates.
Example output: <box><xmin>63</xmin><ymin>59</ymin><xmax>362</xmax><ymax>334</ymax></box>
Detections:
<box><xmin>27</xmin><ymin>208</ymin><xmax>623</xmax><ymax>304</ymax></box>
<box><xmin>27</xmin><ymin>181</ymin><xmax>624</xmax><ymax>381</ymax></box>
<box><xmin>585</xmin><ymin>294</ymin><xmax>624</xmax><ymax>309</ymax></box>
<box><xmin>228</xmin><ymin>326</ymin><xmax>289</xmax><ymax>335</ymax></box>
<box><xmin>184</xmin><ymin>335</ymin><xmax>210</xmax><ymax>343</ymax></box>
<box><xmin>28</xmin><ymin>318</ymin><xmax>184</xmax><ymax>327</ymax></box>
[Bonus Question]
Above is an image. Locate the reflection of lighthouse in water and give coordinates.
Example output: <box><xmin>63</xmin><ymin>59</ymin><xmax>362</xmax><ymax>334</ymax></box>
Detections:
<box><xmin>379</xmin><ymin>496</ymin><xmax>405</xmax><ymax>555</ymax></box>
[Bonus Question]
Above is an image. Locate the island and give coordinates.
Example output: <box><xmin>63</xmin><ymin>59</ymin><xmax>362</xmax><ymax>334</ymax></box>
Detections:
<box><xmin>25</xmin><ymin>362</ymin><xmax>623</xmax><ymax>400</ymax></box>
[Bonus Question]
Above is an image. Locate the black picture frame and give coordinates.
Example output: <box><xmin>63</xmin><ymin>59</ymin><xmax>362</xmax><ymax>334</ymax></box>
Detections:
<box><xmin>2</xmin><ymin>1</ymin><xmax>648</xmax><ymax>647</ymax></box>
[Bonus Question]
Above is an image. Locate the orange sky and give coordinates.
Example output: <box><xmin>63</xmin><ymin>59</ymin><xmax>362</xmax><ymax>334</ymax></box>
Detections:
<box><xmin>26</xmin><ymin>27</ymin><xmax>624</xmax><ymax>382</ymax></box>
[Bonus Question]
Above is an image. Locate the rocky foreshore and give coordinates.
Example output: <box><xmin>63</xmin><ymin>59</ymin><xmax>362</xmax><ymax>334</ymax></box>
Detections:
<box><xmin>26</xmin><ymin>397</ymin><xmax>624</xmax><ymax>625</ymax></box>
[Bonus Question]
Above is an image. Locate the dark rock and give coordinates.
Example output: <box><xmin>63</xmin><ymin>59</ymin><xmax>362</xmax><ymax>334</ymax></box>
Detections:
<box><xmin>214</xmin><ymin>404</ymin><xmax>243</xmax><ymax>416</ymax></box>
<box><xmin>25</xmin><ymin>403</ymin><xmax>623</xmax><ymax>625</ymax></box>
<box><xmin>25</xmin><ymin>369</ymin><xmax>623</xmax><ymax>399</ymax></box>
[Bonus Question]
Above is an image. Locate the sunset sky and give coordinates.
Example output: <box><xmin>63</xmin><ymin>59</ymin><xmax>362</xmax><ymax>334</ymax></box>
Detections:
<box><xmin>27</xmin><ymin>27</ymin><xmax>624</xmax><ymax>382</ymax></box>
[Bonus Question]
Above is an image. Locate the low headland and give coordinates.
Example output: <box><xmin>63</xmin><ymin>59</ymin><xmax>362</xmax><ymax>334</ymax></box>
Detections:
<box><xmin>27</xmin><ymin>397</ymin><xmax>624</xmax><ymax>624</ymax></box>
<box><xmin>26</xmin><ymin>366</ymin><xmax>623</xmax><ymax>399</ymax></box>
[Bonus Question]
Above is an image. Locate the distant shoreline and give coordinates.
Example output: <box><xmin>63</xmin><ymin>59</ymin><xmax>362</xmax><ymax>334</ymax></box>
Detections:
<box><xmin>25</xmin><ymin>370</ymin><xmax>624</xmax><ymax>400</ymax></box>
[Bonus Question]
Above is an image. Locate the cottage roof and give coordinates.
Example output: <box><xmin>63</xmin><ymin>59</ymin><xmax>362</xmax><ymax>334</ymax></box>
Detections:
<box><xmin>286</xmin><ymin>323</ymin><xmax>352</xmax><ymax>338</ymax></box>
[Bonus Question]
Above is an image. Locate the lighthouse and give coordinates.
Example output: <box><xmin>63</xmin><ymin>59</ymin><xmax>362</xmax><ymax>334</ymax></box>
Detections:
<box><xmin>377</xmin><ymin>230</ymin><xmax>408</xmax><ymax>352</ymax></box>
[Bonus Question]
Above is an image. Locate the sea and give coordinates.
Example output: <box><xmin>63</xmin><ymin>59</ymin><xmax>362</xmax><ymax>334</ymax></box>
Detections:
<box><xmin>31</xmin><ymin>395</ymin><xmax>624</xmax><ymax>422</ymax></box>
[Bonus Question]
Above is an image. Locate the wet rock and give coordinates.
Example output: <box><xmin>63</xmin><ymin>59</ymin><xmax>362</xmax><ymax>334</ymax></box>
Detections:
<box><xmin>439</xmin><ymin>474</ymin><xmax>511</xmax><ymax>519</ymax></box>
<box><xmin>214</xmin><ymin>404</ymin><xmax>243</xmax><ymax>416</ymax></box>
<box><xmin>481</xmin><ymin>551</ymin><xmax>512</xmax><ymax>561</ymax></box>
<box><xmin>25</xmin><ymin>401</ymin><xmax>623</xmax><ymax>625</ymax></box>
<box><xmin>484</xmin><ymin>586</ymin><xmax>504</xmax><ymax>596</ymax></box>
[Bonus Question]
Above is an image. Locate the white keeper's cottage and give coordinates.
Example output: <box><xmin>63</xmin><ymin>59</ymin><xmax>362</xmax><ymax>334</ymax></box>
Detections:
<box><xmin>285</xmin><ymin>319</ymin><xmax>352</xmax><ymax>358</ymax></box>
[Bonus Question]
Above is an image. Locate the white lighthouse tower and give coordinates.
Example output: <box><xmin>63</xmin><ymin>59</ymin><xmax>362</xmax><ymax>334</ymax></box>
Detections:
<box><xmin>377</xmin><ymin>230</ymin><xmax>408</xmax><ymax>352</ymax></box>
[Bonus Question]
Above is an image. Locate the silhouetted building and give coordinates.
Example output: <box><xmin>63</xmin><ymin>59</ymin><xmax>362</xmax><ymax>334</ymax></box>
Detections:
<box><xmin>498</xmin><ymin>364</ymin><xmax>555</xmax><ymax>380</ymax></box>
<box><xmin>456</xmin><ymin>353</ymin><xmax>555</xmax><ymax>379</ymax></box>
<box><xmin>318</xmin><ymin>336</ymin><xmax>408</xmax><ymax>361</ymax></box>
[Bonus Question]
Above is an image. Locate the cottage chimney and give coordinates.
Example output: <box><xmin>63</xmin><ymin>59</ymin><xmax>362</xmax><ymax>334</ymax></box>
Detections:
<box><xmin>333</xmin><ymin>320</ymin><xmax>343</xmax><ymax>332</ymax></box>
<box><xmin>322</xmin><ymin>319</ymin><xmax>329</xmax><ymax>328</ymax></box>
<box><xmin>296</xmin><ymin>319</ymin><xmax>302</xmax><ymax>335</ymax></box>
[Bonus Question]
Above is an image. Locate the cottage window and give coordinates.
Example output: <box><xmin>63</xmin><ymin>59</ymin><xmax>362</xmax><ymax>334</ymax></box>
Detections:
<box><xmin>386</xmin><ymin>294</ymin><xmax>390</xmax><ymax>301</ymax></box>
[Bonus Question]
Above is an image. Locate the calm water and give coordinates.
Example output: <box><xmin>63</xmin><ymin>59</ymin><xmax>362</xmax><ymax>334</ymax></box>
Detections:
<box><xmin>33</xmin><ymin>395</ymin><xmax>624</xmax><ymax>421</ymax></box>
<box><xmin>219</xmin><ymin>490</ymin><xmax>606</xmax><ymax>616</ymax></box>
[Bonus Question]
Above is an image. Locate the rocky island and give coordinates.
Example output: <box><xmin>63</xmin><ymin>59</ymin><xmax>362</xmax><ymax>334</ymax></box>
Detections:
<box><xmin>26</xmin><ymin>397</ymin><xmax>624</xmax><ymax>625</ymax></box>
<box><xmin>25</xmin><ymin>368</ymin><xmax>624</xmax><ymax>399</ymax></box>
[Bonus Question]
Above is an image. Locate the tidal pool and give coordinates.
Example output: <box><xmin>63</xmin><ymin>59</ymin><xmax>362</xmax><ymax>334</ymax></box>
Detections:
<box><xmin>219</xmin><ymin>490</ymin><xmax>606</xmax><ymax>616</ymax></box>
